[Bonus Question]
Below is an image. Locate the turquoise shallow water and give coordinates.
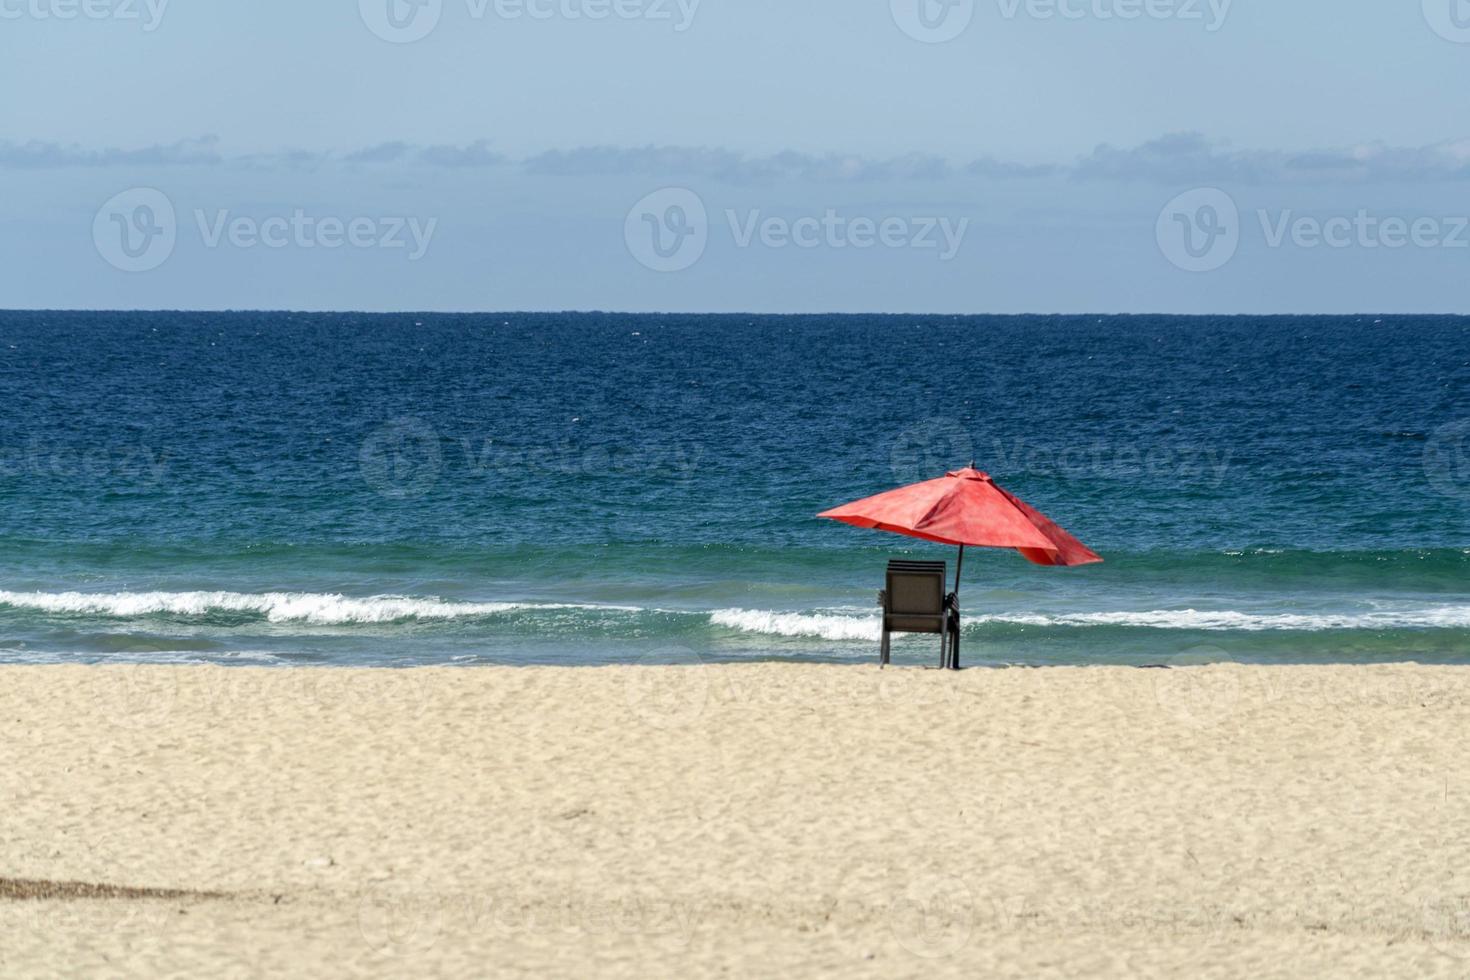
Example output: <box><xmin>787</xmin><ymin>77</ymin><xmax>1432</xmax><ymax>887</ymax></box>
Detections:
<box><xmin>0</xmin><ymin>311</ymin><xmax>1466</xmax><ymax>667</ymax></box>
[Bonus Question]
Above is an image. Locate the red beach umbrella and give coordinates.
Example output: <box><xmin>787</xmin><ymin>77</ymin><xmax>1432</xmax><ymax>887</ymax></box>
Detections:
<box><xmin>818</xmin><ymin>466</ymin><xmax>1101</xmax><ymax>598</ymax></box>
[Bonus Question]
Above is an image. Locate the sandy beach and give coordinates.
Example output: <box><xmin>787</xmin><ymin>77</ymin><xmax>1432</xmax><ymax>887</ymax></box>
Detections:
<box><xmin>3</xmin><ymin>662</ymin><xmax>1469</xmax><ymax>977</ymax></box>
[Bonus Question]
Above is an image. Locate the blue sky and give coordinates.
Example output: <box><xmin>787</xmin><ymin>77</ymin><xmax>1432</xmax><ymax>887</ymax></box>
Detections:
<box><xmin>2</xmin><ymin>0</ymin><xmax>1468</xmax><ymax>312</ymax></box>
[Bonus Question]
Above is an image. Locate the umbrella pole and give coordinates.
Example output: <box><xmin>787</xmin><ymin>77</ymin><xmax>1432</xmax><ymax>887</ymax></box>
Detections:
<box><xmin>954</xmin><ymin>545</ymin><xmax>964</xmax><ymax>600</ymax></box>
<box><xmin>950</xmin><ymin>545</ymin><xmax>964</xmax><ymax>670</ymax></box>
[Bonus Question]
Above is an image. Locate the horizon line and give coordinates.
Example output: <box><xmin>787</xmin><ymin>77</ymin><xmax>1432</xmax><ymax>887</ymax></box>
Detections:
<box><xmin>2</xmin><ymin>309</ymin><xmax>1466</xmax><ymax>319</ymax></box>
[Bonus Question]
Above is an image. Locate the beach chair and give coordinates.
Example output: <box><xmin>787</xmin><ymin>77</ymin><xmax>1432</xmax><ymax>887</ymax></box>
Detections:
<box><xmin>877</xmin><ymin>560</ymin><xmax>960</xmax><ymax>668</ymax></box>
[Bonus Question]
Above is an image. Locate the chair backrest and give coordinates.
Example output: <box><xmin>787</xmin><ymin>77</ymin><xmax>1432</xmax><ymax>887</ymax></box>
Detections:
<box><xmin>885</xmin><ymin>560</ymin><xmax>946</xmax><ymax>615</ymax></box>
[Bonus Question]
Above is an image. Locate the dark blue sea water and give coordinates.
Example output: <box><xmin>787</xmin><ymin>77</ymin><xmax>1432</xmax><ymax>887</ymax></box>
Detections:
<box><xmin>0</xmin><ymin>311</ymin><xmax>1466</xmax><ymax>667</ymax></box>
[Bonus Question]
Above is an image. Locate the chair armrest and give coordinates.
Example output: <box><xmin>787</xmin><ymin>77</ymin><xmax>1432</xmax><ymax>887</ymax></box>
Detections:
<box><xmin>945</xmin><ymin>592</ymin><xmax>959</xmax><ymax>611</ymax></box>
<box><xmin>877</xmin><ymin>589</ymin><xmax>887</xmax><ymax>608</ymax></box>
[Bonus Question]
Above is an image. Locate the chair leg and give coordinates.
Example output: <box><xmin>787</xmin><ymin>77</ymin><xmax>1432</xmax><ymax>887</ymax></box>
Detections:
<box><xmin>880</xmin><ymin>627</ymin><xmax>889</xmax><ymax>668</ymax></box>
<box><xmin>949</xmin><ymin>615</ymin><xmax>961</xmax><ymax>670</ymax></box>
<box><xmin>939</xmin><ymin>628</ymin><xmax>946</xmax><ymax>669</ymax></box>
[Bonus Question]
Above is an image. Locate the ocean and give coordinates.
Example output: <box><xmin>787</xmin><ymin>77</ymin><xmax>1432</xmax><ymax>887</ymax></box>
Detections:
<box><xmin>0</xmin><ymin>311</ymin><xmax>1466</xmax><ymax>668</ymax></box>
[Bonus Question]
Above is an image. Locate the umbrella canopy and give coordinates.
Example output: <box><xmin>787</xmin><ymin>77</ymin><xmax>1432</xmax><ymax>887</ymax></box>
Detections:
<box><xmin>818</xmin><ymin>467</ymin><xmax>1102</xmax><ymax>568</ymax></box>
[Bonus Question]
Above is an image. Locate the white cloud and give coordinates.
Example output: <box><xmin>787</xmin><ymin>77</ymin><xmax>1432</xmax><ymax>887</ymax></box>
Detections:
<box><xmin>8</xmin><ymin>132</ymin><xmax>1470</xmax><ymax>184</ymax></box>
<box><xmin>1074</xmin><ymin>132</ymin><xmax>1470</xmax><ymax>184</ymax></box>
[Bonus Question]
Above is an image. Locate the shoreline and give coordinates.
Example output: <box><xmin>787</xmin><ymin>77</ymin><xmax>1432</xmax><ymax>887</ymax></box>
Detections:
<box><xmin>5</xmin><ymin>662</ymin><xmax>1470</xmax><ymax>977</ymax></box>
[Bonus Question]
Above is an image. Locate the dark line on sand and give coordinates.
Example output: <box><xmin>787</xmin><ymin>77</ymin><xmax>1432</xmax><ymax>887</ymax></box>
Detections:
<box><xmin>0</xmin><ymin>877</ymin><xmax>227</xmax><ymax>901</ymax></box>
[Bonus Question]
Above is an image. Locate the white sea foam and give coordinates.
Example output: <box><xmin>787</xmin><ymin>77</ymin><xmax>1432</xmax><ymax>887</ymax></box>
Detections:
<box><xmin>0</xmin><ymin>590</ymin><xmax>629</xmax><ymax>625</ymax></box>
<box><xmin>970</xmin><ymin>607</ymin><xmax>1470</xmax><ymax>631</ymax></box>
<box><xmin>0</xmin><ymin>647</ymin><xmax>287</xmax><ymax>666</ymax></box>
<box><xmin>4</xmin><ymin>590</ymin><xmax>1470</xmax><ymax>635</ymax></box>
<box><xmin>709</xmin><ymin>605</ymin><xmax>1470</xmax><ymax>639</ymax></box>
<box><xmin>709</xmin><ymin>608</ymin><xmax>881</xmax><ymax>640</ymax></box>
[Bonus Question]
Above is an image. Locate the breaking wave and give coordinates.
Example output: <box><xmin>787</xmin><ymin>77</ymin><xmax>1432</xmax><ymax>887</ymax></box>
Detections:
<box><xmin>2</xmin><ymin>590</ymin><xmax>1468</xmax><ymax>638</ymax></box>
<box><xmin>708</xmin><ymin>605</ymin><xmax>1470</xmax><ymax>639</ymax></box>
<box><xmin>970</xmin><ymin>607</ymin><xmax>1470</xmax><ymax>631</ymax></box>
<box><xmin>0</xmin><ymin>590</ymin><xmax>631</xmax><ymax>625</ymax></box>
<box><xmin>709</xmin><ymin>608</ymin><xmax>881</xmax><ymax>641</ymax></box>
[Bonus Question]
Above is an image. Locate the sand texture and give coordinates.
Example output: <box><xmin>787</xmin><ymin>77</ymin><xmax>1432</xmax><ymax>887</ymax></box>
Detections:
<box><xmin>3</xmin><ymin>662</ymin><xmax>1470</xmax><ymax>978</ymax></box>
